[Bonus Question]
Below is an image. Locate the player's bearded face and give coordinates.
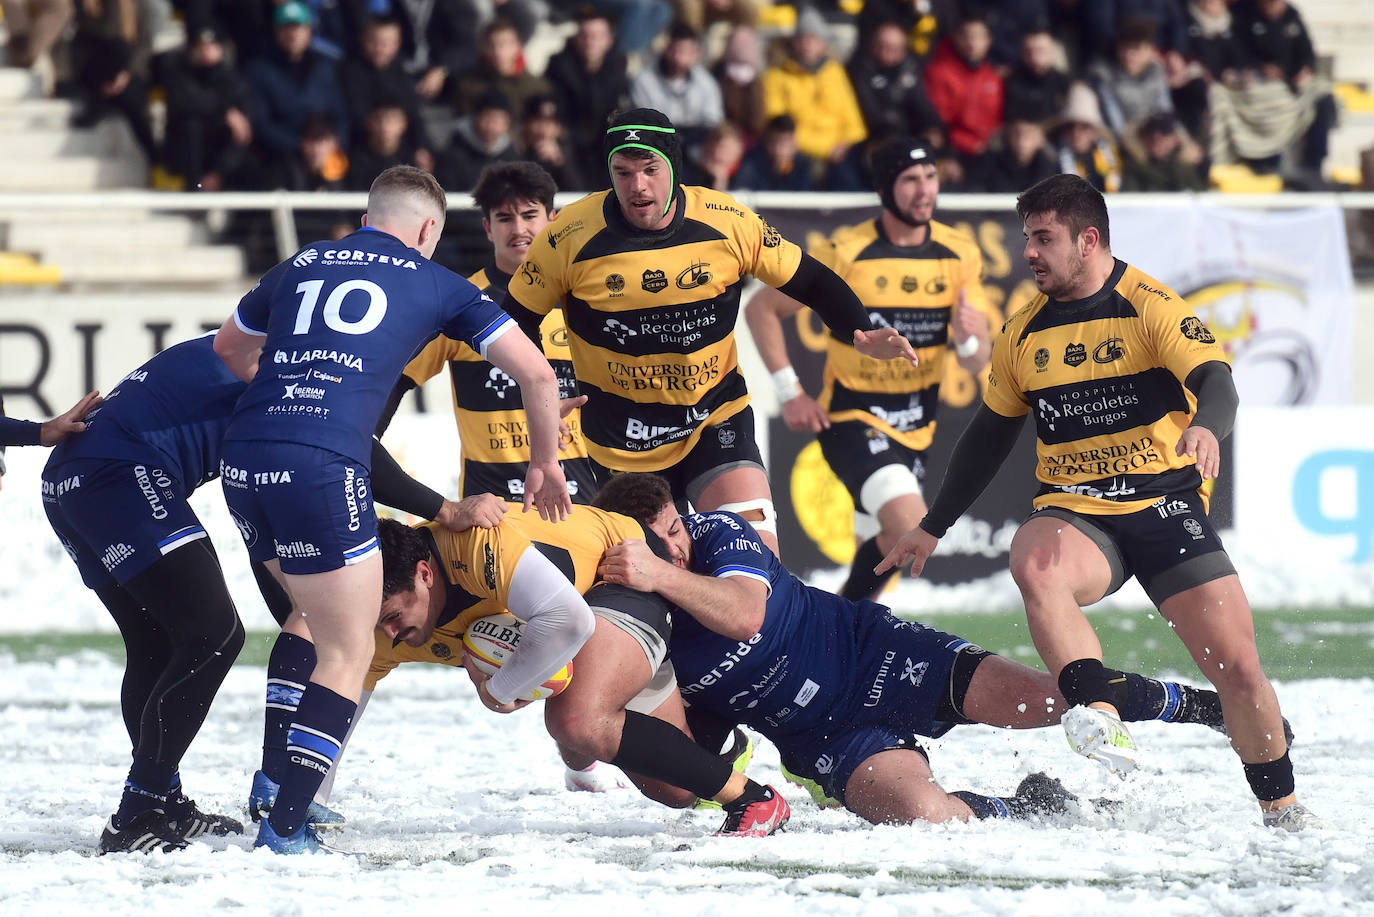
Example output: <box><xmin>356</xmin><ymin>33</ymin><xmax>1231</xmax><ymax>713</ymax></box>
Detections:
<box><xmin>1023</xmin><ymin>212</ymin><xmax>1087</xmax><ymax>299</ymax></box>
<box><xmin>646</xmin><ymin>503</ymin><xmax>692</xmax><ymax>568</ymax></box>
<box><xmin>891</xmin><ymin>163</ymin><xmax>938</xmax><ymax>225</ymax></box>
<box><xmin>610</xmin><ymin>152</ymin><xmax>674</xmax><ymax>232</ymax></box>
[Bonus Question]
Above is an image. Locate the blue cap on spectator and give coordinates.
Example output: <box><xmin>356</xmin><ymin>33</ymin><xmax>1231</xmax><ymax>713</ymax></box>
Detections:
<box><xmin>275</xmin><ymin>1</ymin><xmax>315</xmax><ymax>28</ymax></box>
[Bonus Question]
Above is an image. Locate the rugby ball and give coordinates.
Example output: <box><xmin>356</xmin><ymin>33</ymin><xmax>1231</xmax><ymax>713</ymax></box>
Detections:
<box><xmin>462</xmin><ymin>613</ymin><xmax>574</xmax><ymax>702</ymax></box>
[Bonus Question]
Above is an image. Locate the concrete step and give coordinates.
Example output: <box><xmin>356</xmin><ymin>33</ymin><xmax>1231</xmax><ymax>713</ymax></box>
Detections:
<box><xmin>0</xmin><ymin>157</ymin><xmax>147</xmax><ymax>191</ymax></box>
<box><xmin>0</xmin><ymin>125</ymin><xmax>120</xmax><ymax>159</ymax></box>
<box><xmin>0</xmin><ymin>67</ymin><xmax>41</xmax><ymax>102</ymax></box>
<box><xmin>6</xmin><ymin>216</ymin><xmax>203</xmax><ymax>251</ymax></box>
<box><xmin>36</xmin><ymin>246</ymin><xmax>247</xmax><ymax>284</ymax></box>
<box><xmin>0</xmin><ymin>97</ymin><xmax>77</xmax><ymax>130</ymax></box>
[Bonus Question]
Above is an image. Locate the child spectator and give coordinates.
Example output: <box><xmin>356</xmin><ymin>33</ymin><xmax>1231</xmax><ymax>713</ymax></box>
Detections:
<box><xmin>923</xmin><ymin>14</ymin><xmax>1003</xmax><ymax>161</ymax></box>
<box><xmin>161</xmin><ymin>25</ymin><xmax>255</xmax><ymax>191</ymax></box>
<box><xmin>974</xmin><ymin>0</ymin><xmax>1052</xmax><ymax>70</ymax></box>
<box><xmin>1053</xmin><ymin>82</ymin><xmax>1122</xmax><ymax>193</ymax></box>
<box><xmin>244</xmin><ymin>1</ymin><xmax>348</xmax><ymax>160</ymax></box>
<box><xmin>346</xmin><ymin>100</ymin><xmax>416</xmax><ymax>191</ymax></box>
<box><xmin>268</xmin><ymin>111</ymin><xmax>349</xmax><ymax>192</ymax></box>
<box><xmin>1122</xmin><ymin>110</ymin><xmax>1205</xmax><ymax>191</ymax></box>
<box><xmin>974</xmin><ymin>117</ymin><xmax>1059</xmax><ymax>192</ymax></box>
<box><xmin>340</xmin><ymin>16</ymin><xmax>435</xmax><ymax>173</ymax></box>
<box><xmin>848</xmin><ymin>18</ymin><xmax>944</xmax><ymax>148</ymax></box>
<box><xmin>684</xmin><ymin>121</ymin><xmax>747</xmax><ymax>190</ymax></box>
<box><xmin>1004</xmin><ymin>27</ymin><xmax>1070</xmax><ymax>124</ymax></box>
<box><xmin>544</xmin><ymin>6</ymin><xmax>629</xmax><ymax>182</ymax></box>
<box><xmin>452</xmin><ymin>17</ymin><xmax>550</xmax><ymax>118</ymax></box>
<box><xmin>733</xmin><ymin>114</ymin><xmax>817</xmax><ymax>191</ymax></box>
<box><xmin>761</xmin><ymin>7</ymin><xmax>867</xmax><ymax>174</ymax></box>
<box><xmin>629</xmin><ymin>22</ymin><xmax>723</xmax><ymax>149</ymax></box>
<box><xmin>1087</xmin><ymin>17</ymin><xmax>1174</xmax><ymax>140</ymax></box>
<box><xmin>439</xmin><ymin>89</ymin><xmax>518</xmax><ymax>191</ymax></box>
<box><xmin>520</xmin><ymin>95</ymin><xmax>588</xmax><ymax>191</ymax></box>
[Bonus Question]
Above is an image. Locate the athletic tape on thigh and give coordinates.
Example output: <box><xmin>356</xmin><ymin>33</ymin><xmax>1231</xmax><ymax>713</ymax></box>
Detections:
<box><xmin>858</xmin><ymin>463</ymin><xmax>921</xmax><ymax>517</ymax></box>
<box><xmin>713</xmin><ymin>499</ymin><xmax>777</xmax><ymax>535</ymax></box>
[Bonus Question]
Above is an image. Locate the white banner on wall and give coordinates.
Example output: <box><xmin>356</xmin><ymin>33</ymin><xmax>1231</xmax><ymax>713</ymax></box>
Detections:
<box><xmin>1234</xmin><ymin>406</ymin><xmax>1374</xmax><ymax>565</ymax></box>
<box><xmin>1109</xmin><ymin>205</ymin><xmax>1353</xmax><ymax>405</ymax></box>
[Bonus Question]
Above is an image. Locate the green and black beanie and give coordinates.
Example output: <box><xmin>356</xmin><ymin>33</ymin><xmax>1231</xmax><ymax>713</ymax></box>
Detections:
<box><xmin>603</xmin><ymin>108</ymin><xmax>684</xmax><ymax>216</ymax></box>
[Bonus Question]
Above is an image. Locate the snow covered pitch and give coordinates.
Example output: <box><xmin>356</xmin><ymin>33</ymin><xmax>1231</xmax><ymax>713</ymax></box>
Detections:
<box><xmin>0</xmin><ymin>654</ymin><xmax>1368</xmax><ymax>916</ymax></box>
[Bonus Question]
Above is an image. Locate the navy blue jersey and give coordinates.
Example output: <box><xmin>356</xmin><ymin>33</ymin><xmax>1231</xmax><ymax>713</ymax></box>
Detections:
<box><xmin>669</xmin><ymin>511</ymin><xmax>877</xmax><ymax>735</ymax></box>
<box><xmin>49</xmin><ymin>334</ymin><xmax>244</xmax><ymax>490</ymax></box>
<box><xmin>225</xmin><ymin>227</ymin><xmax>513</xmax><ymax>466</ymax></box>
<box><xmin>0</xmin><ymin>416</ymin><xmax>41</xmax><ymax>447</ymax></box>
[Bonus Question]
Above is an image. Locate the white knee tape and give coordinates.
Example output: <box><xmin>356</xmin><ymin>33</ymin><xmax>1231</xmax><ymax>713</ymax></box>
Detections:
<box><xmin>713</xmin><ymin>499</ymin><xmax>778</xmax><ymax>536</ymax></box>
<box><xmin>852</xmin><ymin>511</ymin><xmax>880</xmax><ymax>540</ymax></box>
<box><xmin>858</xmin><ymin>463</ymin><xmax>921</xmax><ymax>517</ymax></box>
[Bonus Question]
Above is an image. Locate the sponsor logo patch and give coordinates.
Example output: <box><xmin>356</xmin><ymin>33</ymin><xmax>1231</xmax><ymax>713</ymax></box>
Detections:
<box><xmin>641</xmin><ymin>269</ymin><xmax>668</xmax><ymax>293</ymax></box>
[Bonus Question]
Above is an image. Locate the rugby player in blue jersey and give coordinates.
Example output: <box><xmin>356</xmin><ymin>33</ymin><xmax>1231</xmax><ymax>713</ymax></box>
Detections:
<box><xmin>212</xmin><ymin>165</ymin><xmax>572</xmax><ymax>854</ymax></box>
<box><xmin>42</xmin><ymin>335</ymin><xmax>253</xmax><ymax>853</ymax></box>
<box><xmin>40</xmin><ymin>333</ymin><xmax>495</xmax><ymax>854</ymax></box>
<box><xmin>594</xmin><ymin>473</ymin><xmax>1249</xmax><ymax>825</ymax></box>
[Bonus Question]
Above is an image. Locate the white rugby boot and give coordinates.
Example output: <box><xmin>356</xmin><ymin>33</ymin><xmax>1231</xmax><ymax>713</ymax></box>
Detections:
<box><xmin>564</xmin><ymin>761</ymin><xmax>632</xmax><ymax>793</ymax></box>
<box><xmin>1262</xmin><ymin>802</ymin><xmax>1325</xmax><ymax>832</ymax></box>
<box><xmin>1063</xmin><ymin>706</ymin><xmax>1139</xmax><ymax>777</ymax></box>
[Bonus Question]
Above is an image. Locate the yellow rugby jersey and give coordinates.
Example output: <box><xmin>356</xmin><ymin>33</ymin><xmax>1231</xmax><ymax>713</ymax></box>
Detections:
<box><xmin>813</xmin><ymin>218</ymin><xmax>992</xmax><ymax>450</ymax></box>
<box><xmin>366</xmin><ymin>506</ymin><xmax>648</xmax><ymax>689</ymax></box>
<box><xmin>985</xmin><ymin>259</ymin><xmax>1229</xmax><ymax>515</ymax></box>
<box><xmin>506</xmin><ymin>186</ymin><xmax>804</xmax><ymax>471</ymax></box>
<box><xmin>401</xmin><ymin>266</ymin><xmax>595</xmax><ymax>500</ymax></box>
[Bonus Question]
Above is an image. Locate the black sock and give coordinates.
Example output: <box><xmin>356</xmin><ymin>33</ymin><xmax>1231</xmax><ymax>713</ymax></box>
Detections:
<box><xmin>684</xmin><ymin>705</ymin><xmax>737</xmax><ymax>756</ymax></box>
<box><xmin>115</xmin><ymin>757</ymin><xmax>176</xmax><ymax>826</ymax></box>
<box><xmin>610</xmin><ymin>710</ymin><xmax>739</xmax><ymax>800</ymax></box>
<box><xmin>1244</xmin><ymin>751</ymin><xmax>1296</xmax><ymax>802</ymax></box>
<box><xmin>840</xmin><ymin>537</ymin><xmax>898</xmax><ymax>601</ymax></box>
<box><xmin>1058</xmin><ymin>658</ymin><xmax>1122</xmax><ymax>710</ymax></box>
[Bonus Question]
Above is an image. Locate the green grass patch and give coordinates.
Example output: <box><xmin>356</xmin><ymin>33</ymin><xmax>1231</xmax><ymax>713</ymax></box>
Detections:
<box><xmin>1</xmin><ymin>607</ymin><xmax>1370</xmax><ymax>681</ymax></box>
<box><xmin>912</xmin><ymin>606</ymin><xmax>1374</xmax><ymax>682</ymax></box>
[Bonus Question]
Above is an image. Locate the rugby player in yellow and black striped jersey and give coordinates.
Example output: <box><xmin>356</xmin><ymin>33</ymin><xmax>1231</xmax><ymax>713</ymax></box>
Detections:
<box><xmin>879</xmin><ymin>174</ymin><xmax>1316</xmax><ymax>831</ymax></box>
<box><xmin>317</xmin><ymin>496</ymin><xmax>791</xmax><ymax>834</ymax></box>
<box><xmin>500</xmin><ymin>108</ymin><xmax>917</xmax><ymax>554</ymax></box>
<box><xmin>378</xmin><ymin>162</ymin><xmax>599</xmax><ymax>503</ymax></box>
<box><xmin>746</xmin><ymin>139</ymin><xmax>996</xmax><ymax>601</ymax></box>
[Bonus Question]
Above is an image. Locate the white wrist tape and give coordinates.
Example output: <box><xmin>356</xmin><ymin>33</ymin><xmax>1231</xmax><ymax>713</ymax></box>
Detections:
<box><xmin>770</xmin><ymin>366</ymin><xmax>802</xmax><ymax>402</ymax></box>
<box><xmin>955</xmin><ymin>336</ymin><xmax>981</xmax><ymax>358</ymax></box>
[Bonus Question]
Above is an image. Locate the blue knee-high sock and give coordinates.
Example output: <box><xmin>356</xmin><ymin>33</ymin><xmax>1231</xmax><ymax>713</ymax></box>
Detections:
<box><xmin>262</xmin><ymin>632</ymin><xmax>316</xmax><ymax>783</ymax></box>
<box><xmin>115</xmin><ymin>757</ymin><xmax>177</xmax><ymax>827</ymax></box>
<box><xmin>950</xmin><ymin>791</ymin><xmax>1014</xmax><ymax>819</ymax></box>
<box><xmin>267</xmin><ymin>683</ymin><xmax>355</xmax><ymax>837</ymax></box>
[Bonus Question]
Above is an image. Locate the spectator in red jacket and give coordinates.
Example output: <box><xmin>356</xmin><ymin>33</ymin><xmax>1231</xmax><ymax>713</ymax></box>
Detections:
<box><xmin>923</xmin><ymin>14</ymin><xmax>1003</xmax><ymax>162</ymax></box>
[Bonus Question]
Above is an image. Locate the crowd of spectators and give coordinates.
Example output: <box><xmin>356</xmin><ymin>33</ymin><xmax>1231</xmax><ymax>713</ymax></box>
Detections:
<box><xmin>0</xmin><ymin>0</ymin><xmax>1341</xmax><ymax>198</ymax></box>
